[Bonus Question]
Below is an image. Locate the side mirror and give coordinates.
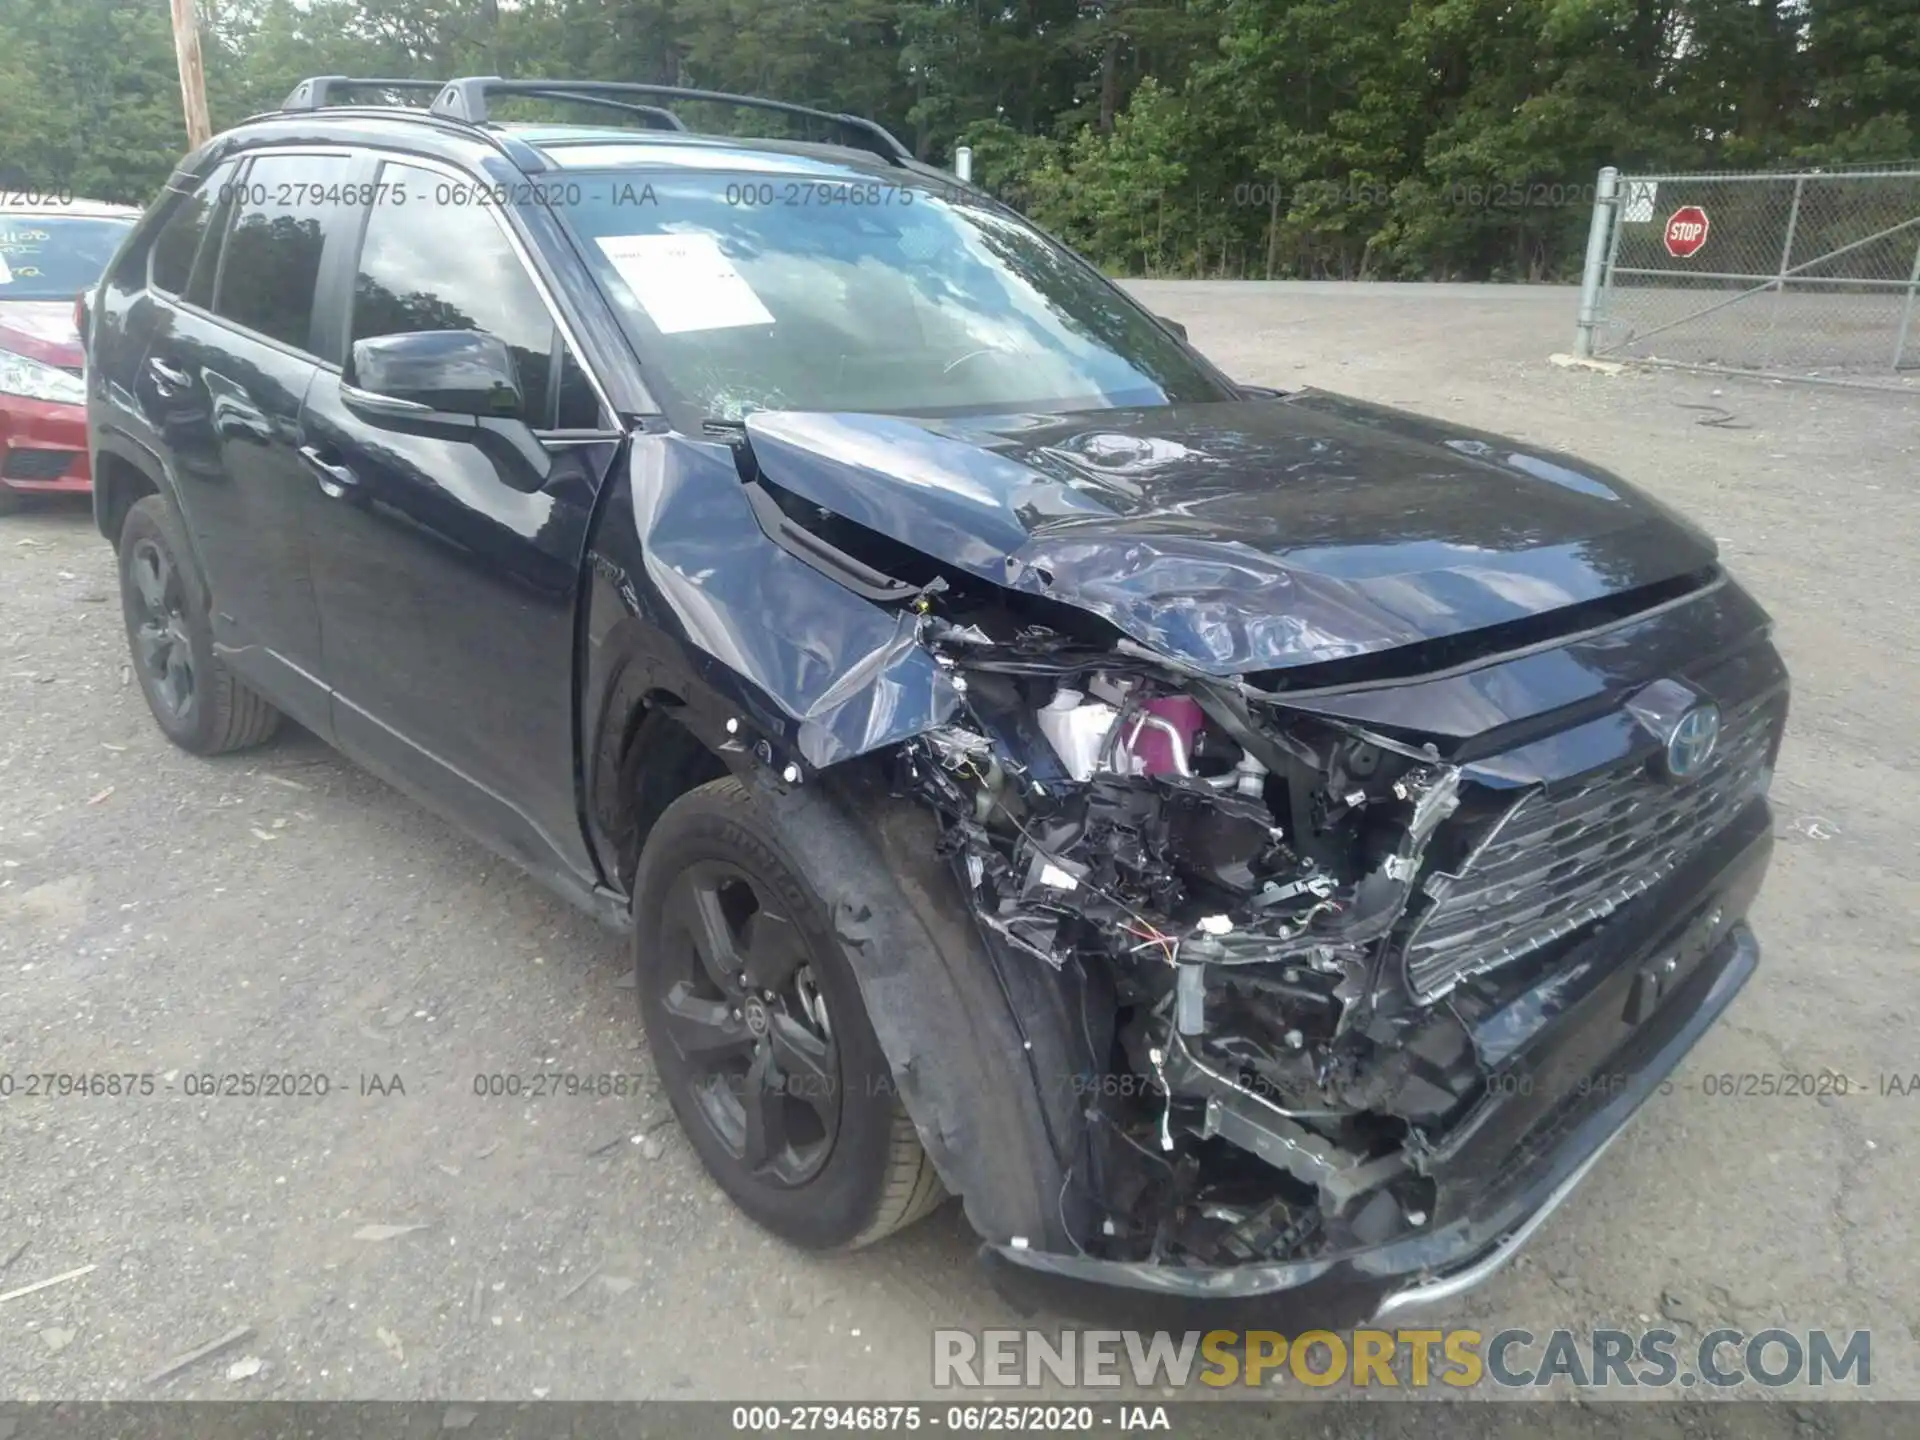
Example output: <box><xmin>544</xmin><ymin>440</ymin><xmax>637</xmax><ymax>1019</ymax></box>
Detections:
<box><xmin>1157</xmin><ymin>315</ymin><xmax>1189</xmax><ymax>342</ymax></box>
<box><xmin>345</xmin><ymin>330</ymin><xmax>523</xmax><ymax>421</ymax></box>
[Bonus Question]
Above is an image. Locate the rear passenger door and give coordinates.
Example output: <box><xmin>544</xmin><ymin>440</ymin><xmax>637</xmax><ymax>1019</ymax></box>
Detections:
<box><xmin>298</xmin><ymin>157</ymin><xmax>620</xmax><ymax>887</ymax></box>
<box><xmin>137</xmin><ymin>150</ymin><xmax>359</xmax><ymax>731</ymax></box>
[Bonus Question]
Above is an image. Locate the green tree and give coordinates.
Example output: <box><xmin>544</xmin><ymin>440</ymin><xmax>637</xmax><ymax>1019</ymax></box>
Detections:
<box><xmin>0</xmin><ymin>0</ymin><xmax>187</xmax><ymax>204</ymax></box>
<box><xmin>0</xmin><ymin>0</ymin><xmax>1911</xmax><ymax>278</ymax></box>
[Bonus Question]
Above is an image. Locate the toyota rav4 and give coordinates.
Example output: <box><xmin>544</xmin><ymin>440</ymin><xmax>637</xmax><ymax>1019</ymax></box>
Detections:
<box><xmin>83</xmin><ymin>76</ymin><xmax>1787</xmax><ymax>1324</ymax></box>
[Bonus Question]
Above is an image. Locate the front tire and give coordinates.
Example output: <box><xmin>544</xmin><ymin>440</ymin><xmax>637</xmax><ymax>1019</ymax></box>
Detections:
<box><xmin>117</xmin><ymin>495</ymin><xmax>281</xmax><ymax>755</ymax></box>
<box><xmin>634</xmin><ymin>777</ymin><xmax>943</xmax><ymax>1250</ymax></box>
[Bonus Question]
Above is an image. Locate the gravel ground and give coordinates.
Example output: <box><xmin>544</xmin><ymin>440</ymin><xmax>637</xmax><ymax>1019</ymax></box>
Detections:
<box><xmin>1</xmin><ymin>280</ymin><xmax>1915</xmax><ymax>1413</ymax></box>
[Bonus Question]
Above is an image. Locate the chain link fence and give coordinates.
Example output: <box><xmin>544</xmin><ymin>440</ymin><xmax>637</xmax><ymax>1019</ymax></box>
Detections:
<box><xmin>1574</xmin><ymin>164</ymin><xmax>1920</xmax><ymax>384</ymax></box>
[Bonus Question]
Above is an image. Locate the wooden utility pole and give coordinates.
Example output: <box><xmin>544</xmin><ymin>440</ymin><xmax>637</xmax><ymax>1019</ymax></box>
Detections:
<box><xmin>168</xmin><ymin>0</ymin><xmax>213</xmax><ymax>150</ymax></box>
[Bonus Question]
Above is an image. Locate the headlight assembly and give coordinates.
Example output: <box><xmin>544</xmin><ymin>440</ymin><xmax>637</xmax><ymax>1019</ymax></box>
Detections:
<box><xmin>0</xmin><ymin>347</ymin><xmax>86</xmax><ymax>405</ymax></box>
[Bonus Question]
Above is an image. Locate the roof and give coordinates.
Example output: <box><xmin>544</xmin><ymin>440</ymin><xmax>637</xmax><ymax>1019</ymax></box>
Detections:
<box><xmin>503</xmin><ymin>123</ymin><xmax>663</xmax><ymax>147</ymax></box>
<box><xmin>503</xmin><ymin>124</ymin><xmax>914</xmax><ymax>177</ymax></box>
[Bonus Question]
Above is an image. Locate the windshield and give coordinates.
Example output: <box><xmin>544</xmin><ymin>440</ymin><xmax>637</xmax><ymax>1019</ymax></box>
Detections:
<box><xmin>0</xmin><ymin>215</ymin><xmax>134</xmax><ymax>300</ymax></box>
<box><xmin>555</xmin><ymin>168</ymin><xmax>1231</xmax><ymax>421</ymax></box>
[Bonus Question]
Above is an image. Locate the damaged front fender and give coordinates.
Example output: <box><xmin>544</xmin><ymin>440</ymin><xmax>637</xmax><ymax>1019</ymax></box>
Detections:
<box><xmin>583</xmin><ymin>432</ymin><xmax>962</xmax><ymax>773</ymax></box>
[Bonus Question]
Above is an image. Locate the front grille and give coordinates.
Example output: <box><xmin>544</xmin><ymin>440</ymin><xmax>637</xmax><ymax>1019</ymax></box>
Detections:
<box><xmin>1403</xmin><ymin>695</ymin><xmax>1781</xmax><ymax>999</ymax></box>
<box><xmin>1</xmin><ymin>447</ymin><xmax>80</xmax><ymax>481</ymax></box>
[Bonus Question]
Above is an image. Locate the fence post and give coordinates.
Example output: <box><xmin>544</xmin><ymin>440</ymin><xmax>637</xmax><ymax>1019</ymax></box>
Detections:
<box><xmin>1895</xmin><ymin>230</ymin><xmax>1920</xmax><ymax>371</ymax></box>
<box><xmin>1574</xmin><ymin>166</ymin><xmax>1620</xmax><ymax>357</ymax></box>
<box><xmin>954</xmin><ymin>145</ymin><xmax>973</xmax><ymax>183</ymax></box>
<box><xmin>1762</xmin><ymin>175</ymin><xmax>1806</xmax><ymax>370</ymax></box>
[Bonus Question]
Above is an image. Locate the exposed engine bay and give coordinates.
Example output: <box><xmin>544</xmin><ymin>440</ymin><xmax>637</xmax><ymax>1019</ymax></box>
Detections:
<box><xmin>685</xmin><ymin>404</ymin><xmax>1781</xmax><ymax>1286</ymax></box>
<box><xmin>890</xmin><ymin>614</ymin><xmax>1499</xmax><ymax>1271</ymax></box>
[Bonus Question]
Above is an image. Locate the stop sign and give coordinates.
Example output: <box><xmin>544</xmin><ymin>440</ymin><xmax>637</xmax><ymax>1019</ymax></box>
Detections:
<box><xmin>1664</xmin><ymin>206</ymin><xmax>1710</xmax><ymax>258</ymax></box>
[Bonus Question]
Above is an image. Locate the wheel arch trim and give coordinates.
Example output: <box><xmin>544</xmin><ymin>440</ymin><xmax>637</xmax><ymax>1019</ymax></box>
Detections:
<box><xmin>734</xmin><ymin>764</ymin><xmax>1093</xmax><ymax>1253</ymax></box>
<box><xmin>90</xmin><ymin>429</ymin><xmax>174</xmax><ymax>546</ymax></box>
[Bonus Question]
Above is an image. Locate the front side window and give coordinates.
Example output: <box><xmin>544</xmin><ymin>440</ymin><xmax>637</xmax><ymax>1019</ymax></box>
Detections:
<box><xmin>554</xmin><ymin>166</ymin><xmax>1231</xmax><ymax>423</ymax></box>
<box><xmin>349</xmin><ymin>162</ymin><xmax>592</xmax><ymax>429</ymax></box>
<box><xmin>212</xmin><ymin>153</ymin><xmax>354</xmax><ymax>353</ymax></box>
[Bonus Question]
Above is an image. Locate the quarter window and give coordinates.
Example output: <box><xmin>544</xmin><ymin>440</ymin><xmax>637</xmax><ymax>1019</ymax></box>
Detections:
<box><xmin>149</xmin><ymin>166</ymin><xmax>231</xmax><ymax>300</ymax></box>
<box><xmin>212</xmin><ymin>153</ymin><xmax>354</xmax><ymax>353</ymax></box>
<box><xmin>349</xmin><ymin>162</ymin><xmax>593</xmax><ymax>429</ymax></box>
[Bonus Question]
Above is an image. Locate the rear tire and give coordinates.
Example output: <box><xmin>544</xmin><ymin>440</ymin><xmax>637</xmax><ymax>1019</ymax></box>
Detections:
<box><xmin>634</xmin><ymin>777</ymin><xmax>944</xmax><ymax>1250</ymax></box>
<box><xmin>117</xmin><ymin>495</ymin><xmax>281</xmax><ymax>755</ymax></box>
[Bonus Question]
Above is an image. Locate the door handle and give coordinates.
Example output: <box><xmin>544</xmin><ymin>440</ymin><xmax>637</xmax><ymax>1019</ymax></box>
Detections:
<box><xmin>298</xmin><ymin>444</ymin><xmax>359</xmax><ymax>499</ymax></box>
<box><xmin>147</xmin><ymin>357</ymin><xmax>192</xmax><ymax>396</ymax></box>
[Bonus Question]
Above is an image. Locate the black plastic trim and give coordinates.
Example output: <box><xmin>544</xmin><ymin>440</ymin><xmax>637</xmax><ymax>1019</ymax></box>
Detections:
<box><xmin>740</xmin><ymin>481</ymin><xmax>921</xmax><ymax>603</ymax></box>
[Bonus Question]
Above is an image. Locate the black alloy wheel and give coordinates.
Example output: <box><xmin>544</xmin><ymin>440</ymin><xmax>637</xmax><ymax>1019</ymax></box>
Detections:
<box><xmin>634</xmin><ymin>777</ymin><xmax>945</xmax><ymax>1250</ymax></box>
<box><xmin>116</xmin><ymin>495</ymin><xmax>281</xmax><ymax>755</ymax></box>
<box><xmin>655</xmin><ymin>858</ymin><xmax>841</xmax><ymax>1186</ymax></box>
<box><xmin>126</xmin><ymin>534</ymin><xmax>197</xmax><ymax>723</ymax></box>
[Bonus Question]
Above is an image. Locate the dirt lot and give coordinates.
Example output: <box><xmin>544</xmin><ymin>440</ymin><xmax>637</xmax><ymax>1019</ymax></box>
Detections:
<box><xmin>1</xmin><ymin>281</ymin><xmax>1916</xmax><ymax>1413</ymax></box>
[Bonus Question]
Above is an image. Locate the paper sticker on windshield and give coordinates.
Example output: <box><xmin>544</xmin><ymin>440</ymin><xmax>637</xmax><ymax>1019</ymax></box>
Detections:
<box><xmin>595</xmin><ymin>233</ymin><xmax>774</xmax><ymax>334</ymax></box>
<box><xmin>0</xmin><ymin>253</ymin><xmax>11</xmax><ymax>284</ymax></box>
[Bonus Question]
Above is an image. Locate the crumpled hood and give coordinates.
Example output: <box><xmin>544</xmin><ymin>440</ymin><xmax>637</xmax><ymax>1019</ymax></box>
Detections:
<box><xmin>743</xmin><ymin>394</ymin><xmax>1719</xmax><ymax>676</ymax></box>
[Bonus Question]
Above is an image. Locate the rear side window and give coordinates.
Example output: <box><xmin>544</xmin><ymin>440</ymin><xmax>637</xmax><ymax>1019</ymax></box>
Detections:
<box><xmin>212</xmin><ymin>153</ymin><xmax>354</xmax><ymax>353</ymax></box>
<box><xmin>348</xmin><ymin>161</ymin><xmax>592</xmax><ymax>429</ymax></box>
<box><xmin>150</xmin><ymin>184</ymin><xmax>215</xmax><ymax>296</ymax></box>
<box><xmin>182</xmin><ymin>197</ymin><xmax>230</xmax><ymax>309</ymax></box>
<box><xmin>148</xmin><ymin>164</ymin><xmax>235</xmax><ymax>306</ymax></box>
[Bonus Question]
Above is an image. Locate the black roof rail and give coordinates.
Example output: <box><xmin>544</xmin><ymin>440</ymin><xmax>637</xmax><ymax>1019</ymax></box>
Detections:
<box><xmin>271</xmin><ymin>76</ymin><xmax>556</xmax><ymax>172</ymax></box>
<box><xmin>280</xmin><ymin>76</ymin><xmax>443</xmax><ymax>111</ymax></box>
<box><xmin>278</xmin><ymin>77</ymin><xmax>683</xmax><ymax>134</ymax></box>
<box><xmin>428</xmin><ymin>77</ymin><xmax>913</xmax><ymax>165</ymax></box>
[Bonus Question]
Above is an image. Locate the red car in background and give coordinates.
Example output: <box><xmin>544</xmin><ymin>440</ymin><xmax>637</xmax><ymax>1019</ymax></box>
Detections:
<box><xmin>0</xmin><ymin>198</ymin><xmax>139</xmax><ymax>511</ymax></box>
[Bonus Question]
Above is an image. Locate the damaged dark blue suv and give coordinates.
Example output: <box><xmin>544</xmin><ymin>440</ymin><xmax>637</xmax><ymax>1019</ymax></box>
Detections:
<box><xmin>84</xmin><ymin>76</ymin><xmax>1786</xmax><ymax>1324</ymax></box>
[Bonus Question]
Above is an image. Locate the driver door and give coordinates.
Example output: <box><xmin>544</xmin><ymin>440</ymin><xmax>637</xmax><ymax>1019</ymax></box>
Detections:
<box><xmin>297</xmin><ymin>157</ymin><xmax>620</xmax><ymax>887</ymax></box>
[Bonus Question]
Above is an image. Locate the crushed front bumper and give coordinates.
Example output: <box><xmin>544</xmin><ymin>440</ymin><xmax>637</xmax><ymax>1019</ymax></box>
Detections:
<box><xmin>981</xmin><ymin>805</ymin><xmax>1771</xmax><ymax>1328</ymax></box>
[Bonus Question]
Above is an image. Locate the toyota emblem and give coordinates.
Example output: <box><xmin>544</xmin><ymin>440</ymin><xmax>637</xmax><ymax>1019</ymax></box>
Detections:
<box><xmin>1666</xmin><ymin>703</ymin><xmax>1721</xmax><ymax>779</ymax></box>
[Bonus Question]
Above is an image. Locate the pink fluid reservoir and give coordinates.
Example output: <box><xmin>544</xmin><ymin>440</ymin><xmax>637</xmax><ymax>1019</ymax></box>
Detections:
<box><xmin>1127</xmin><ymin>696</ymin><xmax>1204</xmax><ymax>776</ymax></box>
